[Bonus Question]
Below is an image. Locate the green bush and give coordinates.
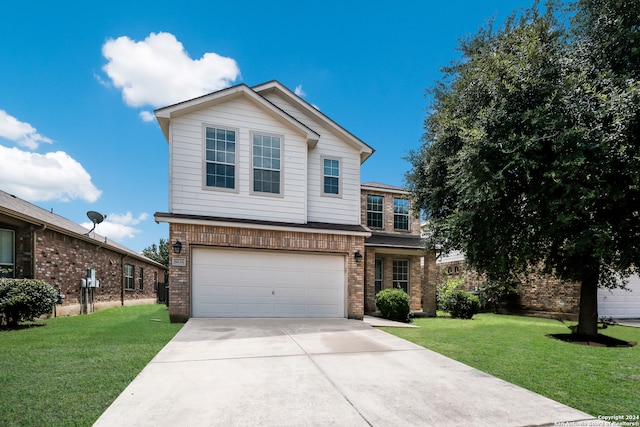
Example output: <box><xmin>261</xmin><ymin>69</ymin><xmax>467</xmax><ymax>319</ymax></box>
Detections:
<box><xmin>375</xmin><ymin>288</ymin><xmax>410</xmax><ymax>322</ymax></box>
<box><xmin>0</xmin><ymin>279</ymin><xmax>57</xmax><ymax>326</ymax></box>
<box><xmin>477</xmin><ymin>279</ymin><xmax>519</xmax><ymax>313</ymax></box>
<box><xmin>440</xmin><ymin>289</ymin><xmax>481</xmax><ymax>319</ymax></box>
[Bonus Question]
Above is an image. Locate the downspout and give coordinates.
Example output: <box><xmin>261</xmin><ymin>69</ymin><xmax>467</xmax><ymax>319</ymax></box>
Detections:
<box><xmin>120</xmin><ymin>254</ymin><xmax>127</xmax><ymax>306</ymax></box>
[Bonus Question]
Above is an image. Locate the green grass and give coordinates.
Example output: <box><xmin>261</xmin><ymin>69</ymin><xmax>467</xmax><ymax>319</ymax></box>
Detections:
<box><xmin>382</xmin><ymin>313</ymin><xmax>640</xmax><ymax>416</ymax></box>
<box><xmin>0</xmin><ymin>304</ymin><xmax>183</xmax><ymax>427</ymax></box>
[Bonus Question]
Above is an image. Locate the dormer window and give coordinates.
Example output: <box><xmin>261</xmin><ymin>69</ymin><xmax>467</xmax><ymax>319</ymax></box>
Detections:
<box><xmin>394</xmin><ymin>198</ymin><xmax>410</xmax><ymax>230</ymax></box>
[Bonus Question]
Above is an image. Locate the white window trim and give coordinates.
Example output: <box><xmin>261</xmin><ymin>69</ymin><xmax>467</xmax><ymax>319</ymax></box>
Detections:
<box><xmin>321</xmin><ymin>155</ymin><xmax>342</xmax><ymax>198</ymax></box>
<box><xmin>392</xmin><ymin>259</ymin><xmax>409</xmax><ymax>293</ymax></box>
<box><xmin>250</xmin><ymin>131</ymin><xmax>284</xmax><ymax>198</ymax></box>
<box><xmin>367</xmin><ymin>194</ymin><xmax>384</xmax><ymax>229</ymax></box>
<box><xmin>124</xmin><ymin>264</ymin><xmax>135</xmax><ymax>291</ymax></box>
<box><xmin>393</xmin><ymin>198</ymin><xmax>410</xmax><ymax>231</ymax></box>
<box><xmin>0</xmin><ymin>228</ymin><xmax>15</xmax><ymax>278</ymax></box>
<box><xmin>202</xmin><ymin>124</ymin><xmax>240</xmax><ymax>194</ymax></box>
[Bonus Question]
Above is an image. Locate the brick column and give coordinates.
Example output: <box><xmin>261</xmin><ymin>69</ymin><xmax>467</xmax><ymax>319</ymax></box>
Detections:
<box><xmin>422</xmin><ymin>252</ymin><xmax>437</xmax><ymax>316</ymax></box>
<box><xmin>168</xmin><ymin>224</ymin><xmax>190</xmax><ymax>323</ymax></box>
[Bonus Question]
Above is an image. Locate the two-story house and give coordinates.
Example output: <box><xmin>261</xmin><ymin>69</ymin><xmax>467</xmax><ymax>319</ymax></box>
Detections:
<box><xmin>154</xmin><ymin>81</ymin><xmax>375</xmax><ymax>322</ymax></box>
<box><xmin>361</xmin><ymin>182</ymin><xmax>436</xmax><ymax>315</ymax></box>
<box><xmin>154</xmin><ymin>81</ymin><xmax>436</xmax><ymax>322</ymax></box>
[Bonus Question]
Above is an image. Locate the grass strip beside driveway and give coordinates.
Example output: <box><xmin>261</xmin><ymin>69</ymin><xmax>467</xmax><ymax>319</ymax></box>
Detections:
<box><xmin>0</xmin><ymin>304</ymin><xmax>183</xmax><ymax>427</ymax></box>
<box><xmin>382</xmin><ymin>313</ymin><xmax>640</xmax><ymax>417</ymax></box>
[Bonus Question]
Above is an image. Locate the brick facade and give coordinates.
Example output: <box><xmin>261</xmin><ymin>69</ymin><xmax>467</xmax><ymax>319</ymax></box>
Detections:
<box><xmin>168</xmin><ymin>222</ymin><xmax>366</xmax><ymax>322</ymax></box>
<box><xmin>361</xmin><ymin>184</ymin><xmax>438</xmax><ymax>317</ymax></box>
<box><xmin>435</xmin><ymin>260</ymin><xmax>581</xmax><ymax>319</ymax></box>
<box><xmin>10</xmin><ymin>225</ymin><xmax>164</xmax><ymax>317</ymax></box>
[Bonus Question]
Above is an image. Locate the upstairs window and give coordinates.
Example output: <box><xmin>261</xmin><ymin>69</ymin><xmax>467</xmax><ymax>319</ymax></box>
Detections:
<box><xmin>253</xmin><ymin>134</ymin><xmax>281</xmax><ymax>194</ymax></box>
<box><xmin>124</xmin><ymin>264</ymin><xmax>134</xmax><ymax>290</ymax></box>
<box><xmin>205</xmin><ymin>127</ymin><xmax>236</xmax><ymax>190</ymax></box>
<box><xmin>394</xmin><ymin>198</ymin><xmax>410</xmax><ymax>230</ymax></box>
<box><xmin>323</xmin><ymin>158</ymin><xmax>340</xmax><ymax>195</ymax></box>
<box><xmin>367</xmin><ymin>195</ymin><xmax>384</xmax><ymax>228</ymax></box>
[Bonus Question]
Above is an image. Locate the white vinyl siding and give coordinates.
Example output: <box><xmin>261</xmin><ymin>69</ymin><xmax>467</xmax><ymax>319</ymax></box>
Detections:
<box><xmin>168</xmin><ymin>97</ymin><xmax>307</xmax><ymax>223</ymax></box>
<box><xmin>260</xmin><ymin>92</ymin><xmax>364</xmax><ymax>225</ymax></box>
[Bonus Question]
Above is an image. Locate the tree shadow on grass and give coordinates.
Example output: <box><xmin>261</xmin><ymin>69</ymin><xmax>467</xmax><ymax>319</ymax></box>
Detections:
<box><xmin>547</xmin><ymin>333</ymin><xmax>637</xmax><ymax>348</ymax></box>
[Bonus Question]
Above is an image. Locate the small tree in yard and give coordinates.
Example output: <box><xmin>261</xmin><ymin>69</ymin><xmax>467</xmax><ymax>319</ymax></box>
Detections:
<box><xmin>0</xmin><ymin>279</ymin><xmax>57</xmax><ymax>327</ymax></box>
<box><xmin>437</xmin><ymin>277</ymin><xmax>481</xmax><ymax>319</ymax></box>
<box><xmin>407</xmin><ymin>0</ymin><xmax>640</xmax><ymax>337</ymax></box>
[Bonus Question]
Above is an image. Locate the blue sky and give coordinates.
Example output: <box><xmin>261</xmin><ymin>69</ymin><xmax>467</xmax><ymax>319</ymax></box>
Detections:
<box><xmin>0</xmin><ymin>0</ymin><xmax>532</xmax><ymax>253</ymax></box>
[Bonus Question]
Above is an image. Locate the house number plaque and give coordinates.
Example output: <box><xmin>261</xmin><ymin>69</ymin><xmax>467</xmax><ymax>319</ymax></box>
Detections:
<box><xmin>172</xmin><ymin>257</ymin><xmax>187</xmax><ymax>267</ymax></box>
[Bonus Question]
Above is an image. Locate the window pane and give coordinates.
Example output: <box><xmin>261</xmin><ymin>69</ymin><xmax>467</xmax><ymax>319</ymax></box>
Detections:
<box><xmin>324</xmin><ymin>176</ymin><xmax>339</xmax><ymax>194</ymax></box>
<box><xmin>0</xmin><ymin>229</ymin><xmax>14</xmax><ymax>264</ymax></box>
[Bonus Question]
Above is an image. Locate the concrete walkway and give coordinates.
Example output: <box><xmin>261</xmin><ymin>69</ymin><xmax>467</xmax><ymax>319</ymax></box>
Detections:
<box><xmin>95</xmin><ymin>318</ymin><xmax>598</xmax><ymax>427</ymax></box>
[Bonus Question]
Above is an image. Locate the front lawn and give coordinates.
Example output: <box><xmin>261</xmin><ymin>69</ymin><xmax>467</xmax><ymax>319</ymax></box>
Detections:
<box><xmin>382</xmin><ymin>313</ymin><xmax>640</xmax><ymax>417</ymax></box>
<box><xmin>0</xmin><ymin>304</ymin><xmax>183</xmax><ymax>427</ymax></box>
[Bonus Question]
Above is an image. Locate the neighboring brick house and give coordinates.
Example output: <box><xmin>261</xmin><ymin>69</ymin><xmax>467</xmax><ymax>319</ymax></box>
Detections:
<box><xmin>435</xmin><ymin>252</ymin><xmax>582</xmax><ymax>319</ymax></box>
<box><xmin>153</xmin><ymin>80</ymin><xmax>438</xmax><ymax>322</ymax></box>
<box><xmin>361</xmin><ymin>182</ymin><xmax>436</xmax><ymax>316</ymax></box>
<box><xmin>0</xmin><ymin>190</ymin><xmax>167</xmax><ymax>317</ymax></box>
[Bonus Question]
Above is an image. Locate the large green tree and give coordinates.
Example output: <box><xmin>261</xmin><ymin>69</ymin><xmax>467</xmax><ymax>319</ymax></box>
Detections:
<box><xmin>407</xmin><ymin>0</ymin><xmax>640</xmax><ymax>336</ymax></box>
<box><xmin>141</xmin><ymin>238</ymin><xmax>169</xmax><ymax>267</ymax></box>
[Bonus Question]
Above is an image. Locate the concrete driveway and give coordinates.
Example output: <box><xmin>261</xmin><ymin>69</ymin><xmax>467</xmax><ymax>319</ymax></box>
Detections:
<box><xmin>94</xmin><ymin>318</ymin><xmax>597</xmax><ymax>427</ymax></box>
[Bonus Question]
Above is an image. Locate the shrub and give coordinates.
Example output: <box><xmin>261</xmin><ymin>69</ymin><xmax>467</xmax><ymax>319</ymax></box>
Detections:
<box><xmin>375</xmin><ymin>288</ymin><xmax>410</xmax><ymax>322</ymax></box>
<box><xmin>440</xmin><ymin>289</ymin><xmax>481</xmax><ymax>319</ymax></box>
<box><xmin>477</xmin><ymin>279</ymin><xmax>519</xmax><ymax>313</ymax></box>
<box><xmin>436</xmin><ymin>275</ymin><xmax>465</xmax><ymax>311</ymax></box>
<box><xmin>0</xmin><ymin>279</ymin><xmax>57</xmax><ymax>326</ymax></box>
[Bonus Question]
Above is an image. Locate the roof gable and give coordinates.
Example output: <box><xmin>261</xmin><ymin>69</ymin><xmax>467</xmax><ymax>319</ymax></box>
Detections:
<box><xmin>252</xmin><ymin>81</ymin><xmax>374</xmax><ymax>163</ymax></box>
<box><xmin>154</xmin><ymin>83</ymin><xmax>320</xmax><ymax>146</ymax></box>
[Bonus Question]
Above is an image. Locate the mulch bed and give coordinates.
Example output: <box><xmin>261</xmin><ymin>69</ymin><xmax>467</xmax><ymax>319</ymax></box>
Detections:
<box><xmin>547</xmin><ymin>333</ymin><xmax>637</xmax><ymax>348</ymax></box>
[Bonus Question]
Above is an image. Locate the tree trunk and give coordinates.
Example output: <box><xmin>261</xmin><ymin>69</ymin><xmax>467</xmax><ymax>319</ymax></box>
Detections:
<box><xmin>576</xmin><ymin>264</ymin><xmax>599</xmax><ymax>337</ymax></box>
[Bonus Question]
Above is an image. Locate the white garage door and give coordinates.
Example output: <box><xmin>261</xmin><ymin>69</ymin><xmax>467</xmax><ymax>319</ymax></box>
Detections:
<box><xmin>192</xmin><ymin>248</ymin><xmax>346</xmax><ymax>318</ymax></box>
<box><xmin>598</xmin><ymin>275</ymin><xmax>640</xmax><ymax>319</ymax></box>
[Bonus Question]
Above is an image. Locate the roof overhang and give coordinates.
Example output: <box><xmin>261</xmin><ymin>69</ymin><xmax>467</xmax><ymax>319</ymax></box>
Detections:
<box><xmin>155</xmin><ymin>212</ymin><xmax>371</xmax><ymax>237</ymax></box>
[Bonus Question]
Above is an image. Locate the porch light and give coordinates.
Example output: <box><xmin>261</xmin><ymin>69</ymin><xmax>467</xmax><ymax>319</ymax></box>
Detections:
<box><xmin>172</xmin><ymin>241</ymin><xmax>183</xmax><ymax>254</ymax></box>
<box><xmin>354</xmin><ymin>250</ymin><xmax>363</xmax><ymax>263</ymax></box>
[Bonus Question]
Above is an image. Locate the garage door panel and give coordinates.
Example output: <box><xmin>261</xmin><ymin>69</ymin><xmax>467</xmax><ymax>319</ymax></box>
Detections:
<box><xmin>598</xmin><ymin>275</ymin><xmax>640</xmax><ymax>319</ymax></box>
<box><xmin>192</xmin><ymin>248</ymin><xmax>345</xmax><ymax>318</ymax></box>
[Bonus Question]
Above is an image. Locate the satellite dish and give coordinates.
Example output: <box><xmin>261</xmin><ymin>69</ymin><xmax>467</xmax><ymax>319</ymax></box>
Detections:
<box><xmin>85</xmin><ymin>211</ymin><xmax>107</xmax><ymax>235</ymax></box>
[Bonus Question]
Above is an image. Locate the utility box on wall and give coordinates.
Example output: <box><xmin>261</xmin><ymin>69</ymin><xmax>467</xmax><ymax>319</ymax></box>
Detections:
<box><xmin>81</xmin><ymin>269</ymin><xmax>99</xmax><ymax>288</ymax></box>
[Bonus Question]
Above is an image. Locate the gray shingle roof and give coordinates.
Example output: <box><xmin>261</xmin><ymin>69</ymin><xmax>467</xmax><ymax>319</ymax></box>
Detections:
<box><xmin>0</xmin><ymin>189</ymin><xmax>165</xmax><ymax>268</ymax></box>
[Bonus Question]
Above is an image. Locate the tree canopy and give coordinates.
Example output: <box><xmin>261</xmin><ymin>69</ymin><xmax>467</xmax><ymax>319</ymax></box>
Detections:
<box><xmin>141</xmin><ymin>238</ymin><xmax>169</xmax><ymax>267</ymax></box>
<box><xmin>406</xmin><ymin>0</ymin><xmax>640</xmax><ymax>336</ymax></box>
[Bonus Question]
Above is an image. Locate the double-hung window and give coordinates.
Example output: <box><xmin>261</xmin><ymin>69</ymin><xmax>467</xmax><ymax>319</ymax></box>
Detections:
<box><xmin>392</xmin><ymin>259</ymin><xmax>409</xmax><ymax>293</ymax></box>
<box><xmin>124</xmin><ymin>264</ymin><xmax>134</xmax><ymax>290</ymax></box>
<box><xmin>394</xmin><ymin>198</ymin><xmax>410</xmax><ymax>230</ymax></box>
<box><xmin>0</xmin><ymin>229</ymin><xmax>14</xmax><ymax>278</ymax></box>
<box><xmin>367</xmin><ymin>195</ymin><xmax>384</xmax><ymax>228</ymax></box>
<box><xmin>205</xmin><ymin>127</ymin><xmax>236</xmax><ymax>190</ymax></box>
<box><xmin>138</xmin><ymin>267</ymin><xmax>144</xmax><ymax>290</ymax></box>
<box><xmin>253</xmin><ymin>134</ymin><xmax>281</xmax><ymax>194</ymax></box>
<box><xmin>323</xmin><ymin>158</ymin><xmax>340</xmax><ymax>195</ymax></box>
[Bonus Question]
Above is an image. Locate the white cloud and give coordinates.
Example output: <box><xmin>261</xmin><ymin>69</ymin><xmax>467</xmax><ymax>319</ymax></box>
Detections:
<box><xmin>102</xmin><ymin>32</ymin><xmax>241</xmax><ymax>108</ymax></box>
<box><xmin>0</xmin><ymin>145</ymin><xmax>101</xmax><ymax>202</ymax></box>
<box><xmin>294</xmin><ymin>85</ymin><xmax>306</xmax><ymax>97</ymax></box>
<box><xmin>139</xmin><ymin>111</ymin><xmax>155</xmax><ymax>122</ymax></box>
<box><xmin>0</xmin><ymin>110</ymin><xmax>53</xmax><ymax>149</ymax></box>
<box><xmin>80</xmin><ymin>211</ymin><xmax>148</xmax><ymax>242</ymax></box>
